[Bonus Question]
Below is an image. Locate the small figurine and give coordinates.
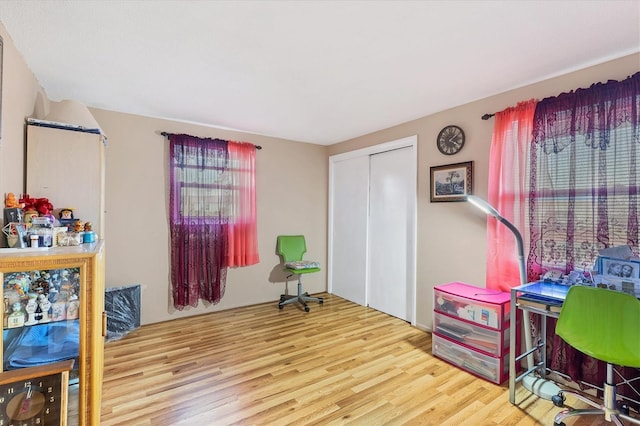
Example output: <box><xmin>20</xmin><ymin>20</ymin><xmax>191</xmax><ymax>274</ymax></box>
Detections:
<box><xmin>24</xmin><ymin>295</ymin><xmax>39</xmax><ymax>325</ymax></box>
<box><xmin>59</xmin><ymin>208</ymin><xmax>74</xmax><ymax>221</ymax></box>
<box><xmin>4</xmin><ymin>192</ymin><xmax>23</xmax><ymax>209</ymax></box>
<box><xmin>7</xmin><ymin>303</ymin><xmax>25</xmax><ymax>328</ymax></box>
<box><xmin>66</xmin><ymin>295</ymin><xmax>79</xmax><ymax>320</ymax></box>
<box><xmin>51</xmin><ymin>301</ymin><xmax>67</xmax><ymax>322</ymax></box>
<box><xmin>73</xmin><ymin>219</ymin><xmax>84</xmax><ymax>233</ymax></box>
<box><xmin>38</xmin><ymin>294</ymin><xmax>51</xmax><ymax>323</ymax></box>
<box><xmin>23</xmin><ymin>209</ymin><xmax>38</xmax><ymax>225</ymax></box>
<box><xmin>84</xmin><ymin>222</ymin><xmax>93</xmax><ymax>232</ymax></box>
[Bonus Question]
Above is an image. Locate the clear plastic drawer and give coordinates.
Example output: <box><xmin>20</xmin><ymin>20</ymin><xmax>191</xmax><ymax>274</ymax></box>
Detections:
<box><xmin>433</xmin><ymin>311</ymin><xmax>510</xmax><ymax>356</ymax></box>
<box><xmin>432</xmin><ymin>333</ymin><xmax>508</xmax><ymax>384</ymax></box>
<box><xmin>434</xmin><ymin>282</ymin><xmax>510</xmax><ymax>329</ymax></box>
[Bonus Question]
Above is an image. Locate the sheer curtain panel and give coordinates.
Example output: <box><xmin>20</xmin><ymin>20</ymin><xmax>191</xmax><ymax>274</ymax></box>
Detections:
<box><xmin>226</xmin><ymin>141</ymin><xmax>260</xmax><ymax>267</ymax></box>
<box><xmin>486</xmin><ymin>100</ymin><xmax>537</xmax><ymax>290</ymax></box>
<box><xmin>529</xmin><ymin>72</ymin><xmax>640</xmax><ymax>400</ymax></box>
<box><xmin>169</xmin><ymin>135</ymin><xmax>229</xmax><ymax>309</ymax></box>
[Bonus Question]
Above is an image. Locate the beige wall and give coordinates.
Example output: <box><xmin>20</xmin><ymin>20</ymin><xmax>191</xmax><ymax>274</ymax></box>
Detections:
<box><xmin>5</xmin><ymin>101</ymin><xmax>329</xmax><ymax>326</ymax></box>
<box><xmin>1</xmin><ymin>20</ymin><xmax>638</xmax><ymax>329</ymax></box>
<box><xmin>0</xmin><ymin>22</ymin><xmax>42</xmax><ymax>202</ymax></box>
<box><xmin>88</xmin><ymin>109</ymin><xmax>328</xmax><ymax>324</ymax></box>
<box><xmin>329</xmin><ymin>53</ymin><xmax>640</xmax><ymax>330</ymax></box>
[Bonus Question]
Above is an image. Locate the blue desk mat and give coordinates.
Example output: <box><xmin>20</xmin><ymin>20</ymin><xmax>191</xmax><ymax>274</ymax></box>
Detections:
<box><xmin>518</xmin><ymin>281</ymin><xmax>570</xmax><ymax>305</ymax></box>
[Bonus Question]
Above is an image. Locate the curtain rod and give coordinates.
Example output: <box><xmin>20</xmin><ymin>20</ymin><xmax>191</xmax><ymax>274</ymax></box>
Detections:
<box><xmin>161</xmin><ymin>131</ymin><xmax>262</xmax><ymax>150</ymax></box>
<box><xmin>481</xmin><ymin>113</ymin><xmax>495</xmax><ymax>120</ymax></box>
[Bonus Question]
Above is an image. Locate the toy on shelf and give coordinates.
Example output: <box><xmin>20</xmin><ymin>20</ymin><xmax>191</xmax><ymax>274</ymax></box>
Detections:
<box><xmin>73</xmin><ymin>220</ymin><xmax>84</xmax><ymax>233</ymax></box>
<box><xmin>4</xmin><ymin>193</ymin><xmax>22</xmax><ymax>209</ymax></box>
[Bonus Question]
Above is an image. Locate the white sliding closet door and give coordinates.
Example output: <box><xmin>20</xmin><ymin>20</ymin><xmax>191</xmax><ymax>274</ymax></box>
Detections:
<box><xmin>368</xmin><ymin>146</ymin><xmax>414</xmax><ymax>322</ymax></box>
<box><xmin>328</xmin><ymin>136</ymin><xmax>416</xmax><ymax>325</ymax></box>
<box><xmin>329</xmin><ymin>155</ymin><xmax>369</xmax><ymax>305</ymax></box>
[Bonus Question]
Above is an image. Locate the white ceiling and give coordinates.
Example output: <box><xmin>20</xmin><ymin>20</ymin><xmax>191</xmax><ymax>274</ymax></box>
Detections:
<box><xmin>1</xmin><ymin>1</ymin><xmax>639</xmax><ymax>145</ymax></box>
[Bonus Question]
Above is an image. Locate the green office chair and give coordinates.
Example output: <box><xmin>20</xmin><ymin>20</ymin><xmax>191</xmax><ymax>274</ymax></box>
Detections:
<box><xmin>553</xmin><ymin>286</ymin><xmax>640</xmax><ymax>426</ymax></box>
<box><xmin>277</xmin><ymin>235</ymin><xmax>323</xmax><ymax>312</ymax></box>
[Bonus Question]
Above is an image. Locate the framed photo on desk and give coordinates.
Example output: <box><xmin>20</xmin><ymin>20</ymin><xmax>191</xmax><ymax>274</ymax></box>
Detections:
<box><xmin>598</xmin><ymin>256</ymin><xmax>640</xmax><ymax>279</ymax></box>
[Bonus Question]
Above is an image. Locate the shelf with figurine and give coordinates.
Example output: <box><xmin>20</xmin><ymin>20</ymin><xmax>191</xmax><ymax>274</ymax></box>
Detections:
<box><xmin>3</xmin><ymin>269</ymin><xmax>80</xmax><ymax>330</ymax></box>
<box><xmin>2</xmin><ymin>268</ymin><xmax>81</xmax><ymax>374</ymax></box>
<box><xmin>2</xmin><ymin>193</ymin><xmax>97</xmax><ymax>249</ymax></box>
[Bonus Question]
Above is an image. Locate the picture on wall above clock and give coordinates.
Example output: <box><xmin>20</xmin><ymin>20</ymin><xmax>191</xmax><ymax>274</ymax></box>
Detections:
<box><xmin>436</xmin><ymin>125</ymin><xmax>465</xmax><ymax>155</ymax></box>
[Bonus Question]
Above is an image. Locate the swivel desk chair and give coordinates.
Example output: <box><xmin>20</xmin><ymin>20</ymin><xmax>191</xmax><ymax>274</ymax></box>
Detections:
<box><xmin>553</xmin><ymin>285</ymin><xmax>640</xmax><ymax>426</ymax></box>
<box><xmin>277</xmin><ymin>235</ymin><xmax>323</xmax><ymax>312</ymax></box>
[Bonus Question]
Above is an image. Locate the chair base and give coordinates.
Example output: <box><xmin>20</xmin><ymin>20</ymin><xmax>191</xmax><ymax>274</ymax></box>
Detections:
<box><xmin>278</xmin><ymin>281</ymin><xmax>323</xmax><ymax>312</ymax></box>
<box><xmin>553</xmin><ymin>371</ymin><xmax>640</xmax><ymax>426</ymax></box>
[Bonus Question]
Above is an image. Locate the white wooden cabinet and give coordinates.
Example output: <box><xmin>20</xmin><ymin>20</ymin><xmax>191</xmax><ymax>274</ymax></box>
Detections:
<box><xmin>26</xmin><ymin>124</ymin><xmax>106</xmax><ymax>238</ymax></box>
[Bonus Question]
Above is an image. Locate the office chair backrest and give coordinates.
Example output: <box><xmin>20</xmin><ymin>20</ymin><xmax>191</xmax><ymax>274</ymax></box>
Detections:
<box><xmin>277</xmin><ymin>235</ymin><xmax>307</xmax><ymax>263</ymax></box>
<box><xmin>556</xmin><ymin>285</ymin><xmax>640</xmax><ymax>368</ymax></box>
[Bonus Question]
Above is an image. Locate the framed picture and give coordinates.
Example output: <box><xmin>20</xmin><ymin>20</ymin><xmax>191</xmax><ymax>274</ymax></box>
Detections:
<box><xmin>430</xmin><ymin>161</ymin><xmax>473</xmax><ymax>202</ymax></box>
<box><xmin>598</xmin><ymin>256</ymin><xmax>640</xmax><ymax>279</ymax></box>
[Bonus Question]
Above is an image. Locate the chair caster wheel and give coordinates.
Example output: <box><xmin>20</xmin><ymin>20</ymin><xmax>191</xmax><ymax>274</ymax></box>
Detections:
<box><xmin>617</xmin><ymin>401</ymin><xmax>630</xmax><ymax>415</ymax></box>
<box><xmin>304</xmin><ymin>306</ymin><xmax>310</xmax><ymax>312</ymax></box>
<box><xmin>553</xmin><ymin>422</ymin><xmax>565</xmax><ymax>426</ymax></box>
<box><xmin>552</xmin><ymin>394</ymin><xmax>565</xmax><ymax>407</ymax></box>
<box><xmin>278</xmin><ymin>304</ymin><xmax>284</xmax><ymax>310</ymax></box>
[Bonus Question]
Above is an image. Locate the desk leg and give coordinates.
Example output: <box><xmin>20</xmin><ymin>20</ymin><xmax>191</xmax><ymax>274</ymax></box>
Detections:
<box><xmin>510</xmin><ymin>290</ymin><xmax>561</xmax><ymax>405</ymax></box>
<box><xmin>509</xmin><ymin>289</ymin><xmax>517</xmax><ymax>404</ymax></box>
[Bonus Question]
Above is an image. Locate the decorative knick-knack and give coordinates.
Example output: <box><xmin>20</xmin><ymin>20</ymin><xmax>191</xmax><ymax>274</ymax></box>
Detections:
<box><xmin>66</xmin><ymin>296</ymin><xmax>79</xmax><ymax>320</ymax></box>
<box><xmin>51</xmin><ymin>301</ymin><xmax>67</xmax><ymax>322</ymax></box>
<box><xmin>38</xmin><ymin>294</ymin><xmax>51</xmax><ymax>323</ymax></box>
<box><xmin>24</xmin><ymin>295</ymin><xmax>38</xmax><ymax>325</ymax></box>
<box><xmin>7</xmin><ymin>303</ymin><xmax>25</xmax><ymax>328</ymax></box>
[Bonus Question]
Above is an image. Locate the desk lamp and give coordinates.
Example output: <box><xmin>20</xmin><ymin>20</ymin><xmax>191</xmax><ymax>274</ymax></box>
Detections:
<box><xmin>466</xmin><ymin>195</ymin><xmax>560</xmax><ymax>401</ymax></box>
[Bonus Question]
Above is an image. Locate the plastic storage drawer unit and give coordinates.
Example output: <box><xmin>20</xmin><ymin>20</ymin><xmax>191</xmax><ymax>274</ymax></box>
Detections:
<box><xmin>432</xmin><ymin>282</ymin><xmax>512</xmax><ymax>384</ymax></box>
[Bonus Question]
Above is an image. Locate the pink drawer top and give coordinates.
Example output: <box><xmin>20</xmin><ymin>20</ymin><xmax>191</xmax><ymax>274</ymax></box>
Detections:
<box><xmin>435</xmin><ymin>282</ymin><xmax>510</xmax><ymax>305</ymax></box>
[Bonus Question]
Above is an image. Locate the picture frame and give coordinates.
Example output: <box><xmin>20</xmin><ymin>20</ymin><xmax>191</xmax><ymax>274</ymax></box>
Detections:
<box><xmin>430</xmin><ymin>161</ymin><xmax>473</xmax><ymax>202</ymax></box>
<box><xmin>598</xmin><ymin>256</ymin><xmax>640</xmax><ymax>279</ymax></box>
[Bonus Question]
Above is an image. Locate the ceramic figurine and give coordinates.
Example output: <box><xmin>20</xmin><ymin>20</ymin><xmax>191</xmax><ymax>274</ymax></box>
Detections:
<box><xmin>38</xmin><ymin>294</ymin><xmax>51</xmax><ymax>323</ymax></box>
<box><xmin>66</xmin><ymin>296</ymin><xmax>79</xmax><ymax>320</ymax></box>
<box><xmin>24</xmin><ymin>295</ymin><xmax>38</xmax><ymax>325</ymax></box>
<box><xmin>7</xmin><ymin>303</ymin><xmax>25</xmax><ymax>328</ymax></box>
<box><xmin>51</xmin><ymin>301</ymin><xmax>67</xmax><ymax>322</ymax></box>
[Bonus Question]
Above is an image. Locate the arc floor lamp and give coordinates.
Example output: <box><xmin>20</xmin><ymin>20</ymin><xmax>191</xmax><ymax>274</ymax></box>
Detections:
<box><xmin>466</xmin><ymin>195</ymin><xmax>560</xmax><ymax>402</ymax></box>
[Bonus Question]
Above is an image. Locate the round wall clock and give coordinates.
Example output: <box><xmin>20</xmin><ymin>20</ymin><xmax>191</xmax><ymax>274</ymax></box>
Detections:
<box><xmin>0</xmin><ymin>359</ymin><xmax>73</xmax><ymax>425</ymax></box>
<box><xmin>437</xmin><ymin>125</ymin><xmax>465</xmax><ymax>155</ymax></box>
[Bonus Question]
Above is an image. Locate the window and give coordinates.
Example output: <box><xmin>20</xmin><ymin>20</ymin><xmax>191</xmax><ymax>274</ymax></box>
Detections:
<box><xmin>168</xmin><ymin>134</ymin><xmax>259</xmax><ymax>309</ymax></box>
<box><xmin>528</xmin><ymin>74</ymin><xmax>640</xmax><ymax>275</ymax></box>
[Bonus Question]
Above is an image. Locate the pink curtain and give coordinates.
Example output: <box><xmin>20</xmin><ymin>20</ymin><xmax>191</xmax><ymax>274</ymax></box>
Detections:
<box><xmin>226</xmin><ymin>141</ymin><xmax>260</xmax><ymax>267</ymax></box>
<box><xmin>486</xmin><ymin>100</ymin><xmax>537</xmax><ymax>291</ymax></box>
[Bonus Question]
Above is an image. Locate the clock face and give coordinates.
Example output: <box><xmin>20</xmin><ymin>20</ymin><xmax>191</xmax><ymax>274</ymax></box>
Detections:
<box><xmin>0</xmin><ymin>372</ymin><xmax>63</xmax><ymax>425</ymax></box>
<box><xmin>437</xmin><ymin>125</ymin><xmax>465</xmax><ymax>155</ymax></box>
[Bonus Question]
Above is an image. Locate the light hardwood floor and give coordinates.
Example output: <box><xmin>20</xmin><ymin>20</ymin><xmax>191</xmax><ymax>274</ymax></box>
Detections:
<box><xmin>100</xmin><ymin>293</ymin><xmax>624</xmax><ymax>425</ymax></box>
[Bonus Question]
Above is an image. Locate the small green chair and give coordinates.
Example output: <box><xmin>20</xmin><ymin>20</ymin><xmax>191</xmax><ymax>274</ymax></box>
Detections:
<box><xmin>277</xmin><ymin>235</ymin><xmax>323</xmax><ymax>312</ymax></box>
<box><xmin>553</xmin><ymin>285</ymin><xmax>640</xmax><ymax>426</ymax></box>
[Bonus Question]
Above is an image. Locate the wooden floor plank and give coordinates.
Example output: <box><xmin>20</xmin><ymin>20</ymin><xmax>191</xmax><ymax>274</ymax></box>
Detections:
<box><xmin>101</xmin><ymin>293</ymin><xmax>631</xmax><ymax>425</ymax></box>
